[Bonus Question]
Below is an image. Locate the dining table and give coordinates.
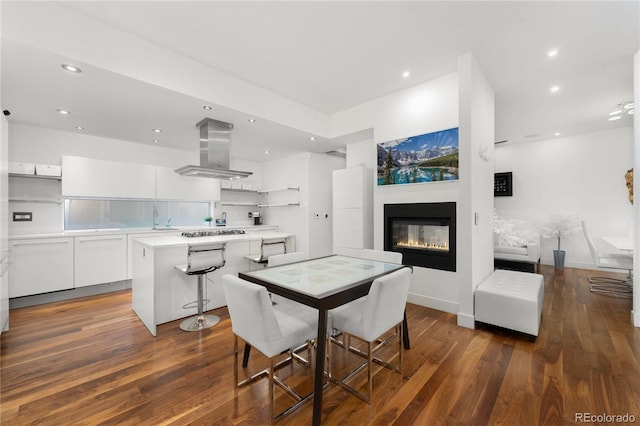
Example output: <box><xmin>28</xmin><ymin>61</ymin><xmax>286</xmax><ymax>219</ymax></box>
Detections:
<box><xmin>239</xmin><ymin>254</ymin><xmax>408</xmax><ymax>426</ymax></box>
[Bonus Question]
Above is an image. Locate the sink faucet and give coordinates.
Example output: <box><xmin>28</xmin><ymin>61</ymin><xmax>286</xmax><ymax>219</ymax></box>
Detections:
<box><xmin>166</xmin><ymin>218</ymin><xmax>172</xmax><ymax>227</ymax></box>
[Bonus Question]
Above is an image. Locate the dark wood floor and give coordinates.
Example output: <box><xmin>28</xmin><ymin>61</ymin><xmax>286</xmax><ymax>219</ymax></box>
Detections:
<box><xmin>1</xmin><ymin>265</ymin><xmax>639</xmax><ymax>425</ymax></box>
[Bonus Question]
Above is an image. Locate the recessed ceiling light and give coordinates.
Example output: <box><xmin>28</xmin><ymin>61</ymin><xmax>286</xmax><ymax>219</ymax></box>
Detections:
<box><xmin>309</xmin><ymin>136</ymin><xmax>316</xmax><ymax>141</ymax></box>
<box><xmin>75</xmin><ymin>126</ymin><xmax>84</xmax><ymax>130</ymax></box>
<box><xmin>153</xmin><ymin>128</ymin><xmax>162</xmax><ymax>133</ymax></box>
<box><xmin>547</xmin><ymin>49</ymin><xmax>558</xmax><ymax>57</ymax></box>
<box><xmin>264</xmin><ymin>150</ymin><xmax>270</xmax><ymax>155</ymax></box>
<box><xmin>61</xmin><ymin>64</ymin><xmax>82</xmax><ymax>73</ymax></box>
<box><xmin>153</xmin><ymin>139</ymin><xmax>159</xmax><ymax>143</ymax></box>
<box><xmin>248</xmin><ymin>118</ymin><xmax>256</xmax><ymax>123</ymax></box>
<box><xmin>56</xmin><ymin>109</ymin><xmax>70</xmax><ymax>115</ymax></box>
<box><xmin>402</xmin><ymin>71</ymin><xmax>410</xmax><ymax>78</ymax></box>
<box><xmin>554</xmin><ymin>132</ymin><xmax>560</xmax><ymax>136</ymax></box>
<box><xmin>608</xmin><ymin>116</ymin><xmax>622</xmax><ymax>121</ymax></box>
<box><xmin>203</xmin><ymin>105</ymin><xmax>212</xmax><ymax>110</ymax></box>
<box><xmin>550</xmin><ymin>85</ymin><xmax>560</xmax><ymax>93</ymax></box>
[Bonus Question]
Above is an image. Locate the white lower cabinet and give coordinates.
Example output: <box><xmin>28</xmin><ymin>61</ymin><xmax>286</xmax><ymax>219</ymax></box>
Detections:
<box><xmin>74</xmin><ymin>235</ymin><xmax>127</xmax><ymax>288</ymax></box>
<box><xmin>9</xmin><ymin>238</ymin><xmax>74</xmax><ymax>298</ymax></box>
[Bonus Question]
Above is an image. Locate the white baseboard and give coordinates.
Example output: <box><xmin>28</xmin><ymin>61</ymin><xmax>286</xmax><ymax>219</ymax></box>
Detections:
<box><xmin>633</xmin><ymin>309</ymin><xmax>640</xmax><ymax>328</ymax></box>
<box><xmin>9</xmin><ymin>280</ymin><xmax>131</xmax><ymax>309</ymax></box>
<box><xmin>457</xmin><ymin>312</ymin><xmax>475</xmax><ymax>329</ymax></box>
<box><xmin>407</xmin><ymin>292</ymin><xmax>458</xmax><ymax>314</ymax></box>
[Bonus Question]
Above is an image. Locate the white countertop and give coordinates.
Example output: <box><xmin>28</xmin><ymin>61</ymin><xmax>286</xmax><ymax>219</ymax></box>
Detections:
<box><xmin>133</xmin><ymin>231</ymin><xmax>291</xmax><ymax>248</ymax></box>
<box><xmin>9</xmin><ymin>225</ymin><xmax>278</xmax><ymax>240</ymax></box>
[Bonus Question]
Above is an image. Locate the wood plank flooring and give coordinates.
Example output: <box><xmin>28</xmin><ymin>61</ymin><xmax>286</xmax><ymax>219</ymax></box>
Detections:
<box><xmin>1</xmin><ymin>265</ymin><xmax>639</xmax><ymax>425</ymax></box>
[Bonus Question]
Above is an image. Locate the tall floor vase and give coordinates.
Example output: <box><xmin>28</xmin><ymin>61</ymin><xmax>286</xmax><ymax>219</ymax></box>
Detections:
<box><xmin>553</xmin><ymin>250</ymin><xmax>566</xmax><ymax>269</ymax></box>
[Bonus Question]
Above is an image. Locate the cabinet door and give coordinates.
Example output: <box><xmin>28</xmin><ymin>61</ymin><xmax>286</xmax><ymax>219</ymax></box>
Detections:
<box><xmin>155</xmin><ymin>166</ymin><xmax>220</xmax><ymax>201</ymax></box>
<box><xmin>74</xmin><ymin>235</ymin><xmax>127</xmax><ymax>288</ymax></box>
<box><xmin>62</xmin><ymin>155</ymin><xmax>156</xmax><ymax>199</ymax></box>
<box><xmin>333</xmin><ymin>167</ymin><xmax>365</xmax><ymax>209</ymax></box>
<box><xmin>9</xmin><ymin>238</ymin><xmax>74</xmax><ymax>297</ymax></box>
<box><xmin>333</xmin><ymin>209</ymin><xmax>364</xmax><ymax>249</ymax></box>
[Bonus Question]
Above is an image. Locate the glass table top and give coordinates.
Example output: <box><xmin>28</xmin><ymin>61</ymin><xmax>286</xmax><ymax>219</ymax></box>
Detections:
<box><xmin>241</xmin><ymin>255</ymin><xmax>404</xmax><ymax>299</ymax></box>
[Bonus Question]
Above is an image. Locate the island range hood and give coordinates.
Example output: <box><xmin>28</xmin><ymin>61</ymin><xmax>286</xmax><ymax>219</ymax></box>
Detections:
<box><xmin>175</xmin><ymin>118</ymin><xmax>253</xmax><ymax>179</ymax></box>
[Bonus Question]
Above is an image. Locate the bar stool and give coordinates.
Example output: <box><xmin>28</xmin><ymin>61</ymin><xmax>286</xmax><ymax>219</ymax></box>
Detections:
<box><xmin>244</xmin><ymin>236</ymin><xmax>286</xmax><ymax>267</ymax></box>
<box><xmin>174</xmin><ymin>242</ymin><xmax>226</xmax><ymax>331</ymax></box>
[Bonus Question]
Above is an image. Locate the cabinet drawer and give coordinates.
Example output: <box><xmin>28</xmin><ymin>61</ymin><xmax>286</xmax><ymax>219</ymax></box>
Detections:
<box><xmin>9</xmin><ymin>238</ymin><xmax>74</xmax><ymax>297</ymax></box>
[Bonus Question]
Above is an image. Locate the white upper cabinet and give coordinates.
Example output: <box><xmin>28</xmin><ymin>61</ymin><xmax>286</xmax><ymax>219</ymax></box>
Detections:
<box><xmin>155</xmin><ymin>166</ymin><xmax>220</xmax><ymax>201</ymax></box>
<box><xmin>62</xmin><ymin>155</ymin><xmax>156</xmax><ymax>199</ymax></box>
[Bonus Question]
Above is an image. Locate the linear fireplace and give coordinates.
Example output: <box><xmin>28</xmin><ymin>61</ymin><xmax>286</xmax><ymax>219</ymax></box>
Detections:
<box><xmin>384</xmin><ymin>202</ymin><xmax>456</xmax><ymax>272</ymax></box>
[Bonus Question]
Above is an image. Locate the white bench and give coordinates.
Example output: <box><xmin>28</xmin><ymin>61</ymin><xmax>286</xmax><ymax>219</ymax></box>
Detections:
<box><xmin>475</xmin><ymin>269</ymin><xmax>544</xmax><ymax>337</ymax></box>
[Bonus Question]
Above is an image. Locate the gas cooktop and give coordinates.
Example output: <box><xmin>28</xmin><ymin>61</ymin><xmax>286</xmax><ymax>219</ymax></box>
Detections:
<box><xmin>181</xmin><ymin>229</ymin><xmax>246</xmax><ymax>238</ymax></box>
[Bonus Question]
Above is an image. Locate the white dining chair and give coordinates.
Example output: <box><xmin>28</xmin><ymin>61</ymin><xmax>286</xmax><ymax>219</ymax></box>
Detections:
<box><xmin>268</xmin><ymin>251</ymin><xmax>306</xmax><ymax>267</ymax></box>
<box><xmin>360</xmin><ymin>249</ymin><xmax>403</xmax><ymax>264</ymax></box>
<box><xmin>334</xmin><ymin>248</ymin><xmax>403</xmax><ymax>264</ymax></box>
<box><xmin>327</xmin><ymin>267</ymin><xmax>412</xmax><ymax>403</ymax></box>
<box><xmin>222</xmin><ymin>274</ymin><xmax>317</xmax><ymax>422</ymax></box>
<box><xmin>582</xmin><ymin>220</ymin><xmax>633</xmax><ymax>298</ymax></box>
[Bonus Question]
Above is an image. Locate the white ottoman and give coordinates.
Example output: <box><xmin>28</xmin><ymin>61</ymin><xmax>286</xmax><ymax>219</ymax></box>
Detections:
<box><xmin>475</xmin><ymin>269</ymin><xmax>544</xmax><ymax>337</ymax></box>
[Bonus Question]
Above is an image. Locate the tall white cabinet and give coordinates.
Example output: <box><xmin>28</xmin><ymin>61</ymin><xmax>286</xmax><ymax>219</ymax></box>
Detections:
<box><xmin>332</xmin><ymin>165</ymin><xmax>373</xmax><ymax>251</ymax></box>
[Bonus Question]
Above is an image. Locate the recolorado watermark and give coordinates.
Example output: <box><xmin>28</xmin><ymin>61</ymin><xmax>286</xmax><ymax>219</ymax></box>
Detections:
<box><xmin>575</xmin><ymin>412</ymin><xmax>636</xmax><ymax>423</ymax></box>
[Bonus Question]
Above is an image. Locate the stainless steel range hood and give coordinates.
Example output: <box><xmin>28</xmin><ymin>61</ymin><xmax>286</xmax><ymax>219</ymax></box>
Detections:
<box><xmin>175</xmin><ymin>118</ymin><xmax>252</xmax><ymax>179</ymax></box>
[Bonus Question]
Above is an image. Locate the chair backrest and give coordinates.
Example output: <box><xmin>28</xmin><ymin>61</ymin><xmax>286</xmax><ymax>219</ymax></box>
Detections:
<box><xmin>261</xmin><ymin>237</ymin><xmax>286</xmax><ymax>261</ymax></box>
<box><xmin>361</xmin><ymin>249</ymin><xmax>403</xmax><ymax>264</ymax></box>
<box><xmin>222</xmin><ymin>274</ymin><xmax>282</xmax><ymax>356</ymax></box>
<box><xmin>581</xmin><ymin>220</ymin><xmax>599</xmax><ymax>262</ymax></box>
<box><xmin>186</xmin><ymin>242</ymin><xmax>226</xmax><ymax>274</ymax></box>
<box><xmin>333</xmin><ymin>247</ymin><xmax>366</xmax><ymax>258</ymax></box>
<box><xmin>334</xmin><ymin>248</ymin><xmax>402</xmax><ymax>264</ymax></box>
<box><xmin>268</xmin><ymin>251</ymin><xmax>306</xmax><ymax>267</ymax></box>
<box><xmin>360</xmin><ymin>267</ymin><xmax>412</xmax><ymax>342</ymax></box>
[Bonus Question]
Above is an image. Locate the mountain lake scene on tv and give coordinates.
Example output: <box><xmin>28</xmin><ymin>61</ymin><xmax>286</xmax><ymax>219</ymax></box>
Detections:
<box><xmin>377</xmin><ymin>127</ymin><xmax>459</xmax><ymax>186</ymax></box>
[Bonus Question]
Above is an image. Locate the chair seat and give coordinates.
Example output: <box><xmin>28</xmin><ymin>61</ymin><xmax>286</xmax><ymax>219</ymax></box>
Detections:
<box><xmin>244</xmin><ymin>254</ymin><xmax>265</xmax><ymax>263</ymax></box>
<box><xmin>596</xmin><ymin>253</ymin><xmax>633</xmax><ymax>270</ymax></box>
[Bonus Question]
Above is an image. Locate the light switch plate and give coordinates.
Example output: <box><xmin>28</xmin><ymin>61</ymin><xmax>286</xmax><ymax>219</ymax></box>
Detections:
<box><xmin>13</xmin><ymin>212</ymin><xmax>32</xmax><ymax>222</ymax></box>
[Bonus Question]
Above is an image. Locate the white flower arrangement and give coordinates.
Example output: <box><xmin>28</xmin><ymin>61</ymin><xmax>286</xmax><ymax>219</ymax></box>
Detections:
<box><xmin>493</xmin><ymin>211</ymin><xmax>527</xmax><ymax>247</ymax></box>
<box><xmin>538</xmin><ymin>213</ymin><xmax>581</xmax><ymax>251</ymax></box>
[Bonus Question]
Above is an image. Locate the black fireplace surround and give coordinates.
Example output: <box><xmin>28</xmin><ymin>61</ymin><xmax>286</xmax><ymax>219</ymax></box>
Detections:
<box><xmin>384</xmin><ymin>202</ymin><xmax>456</xmax><ymax>272</ymax></box>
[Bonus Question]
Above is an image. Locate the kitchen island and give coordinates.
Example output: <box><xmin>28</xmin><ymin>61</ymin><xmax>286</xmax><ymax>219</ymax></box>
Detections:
<box><xmin>131</xmin><ymin>230</ymin><xmax>293</xmax><ymax>336</ymax></box>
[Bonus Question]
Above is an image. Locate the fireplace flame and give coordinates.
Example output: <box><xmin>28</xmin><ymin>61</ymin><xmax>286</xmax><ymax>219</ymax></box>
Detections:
<box><xmin>395</xmin><ymin>239</ymin><xmax>449</xmax><ymax>252</ymax></box>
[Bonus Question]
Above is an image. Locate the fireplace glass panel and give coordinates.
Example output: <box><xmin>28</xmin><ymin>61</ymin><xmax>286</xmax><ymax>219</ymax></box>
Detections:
<box><xmin>391</xmin><ymin>219</ymin><xmax>449</xmax><ymax>253</ymax></box>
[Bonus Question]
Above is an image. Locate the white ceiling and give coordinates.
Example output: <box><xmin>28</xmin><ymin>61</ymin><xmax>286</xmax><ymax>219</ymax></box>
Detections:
<box><xmin>2</xmin><ymin>1</ymin><xmax>639</xmax><ymax>162</ymax></box>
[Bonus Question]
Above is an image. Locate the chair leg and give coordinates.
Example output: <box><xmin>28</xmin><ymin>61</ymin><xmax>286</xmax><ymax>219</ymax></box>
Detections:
<box><xmin>367</xmin><ymin>340</ymin><xmax>373</xmax><ymax>403</ymax></box>
<box><xmin>269</xmin><ymin>358</ymin><xmax>275</xmax><ymax>424</ymax></box>
<box><xmin>234</xmin><ymin>335</ymin><xmax>239</xmax><ymax>389</ymax></box>
<box><xmin>398</xmin><ymin>324</ymin><xmax>403</xmax><ymax>378</ymax></box>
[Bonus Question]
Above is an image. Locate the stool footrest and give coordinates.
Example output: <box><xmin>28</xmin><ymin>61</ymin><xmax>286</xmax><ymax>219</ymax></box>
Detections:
<box><xmin>182</xmin><ymin>299</ymin><xmax>210</xmax><ymax>310</ymax></box>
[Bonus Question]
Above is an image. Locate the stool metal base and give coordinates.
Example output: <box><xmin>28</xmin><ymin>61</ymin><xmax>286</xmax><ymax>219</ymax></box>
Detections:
<box><xmin>180</xmin><ymin>314</ymin><xmax>220</xmax><ymax>332</ymax></box>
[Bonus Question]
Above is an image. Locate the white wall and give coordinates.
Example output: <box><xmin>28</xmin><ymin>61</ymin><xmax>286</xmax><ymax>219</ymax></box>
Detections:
<box><xmin>260</xmin><ymin>152</ymin><xmax>344</xmax><ymax>259</ymax></box>
<box><xmin>309</xmin><ymin>154</ymin><xmax>346</xmax><ymax>257</ymax></box>
<box><xmin>457</xmin><ymin>53</ymin><xmax>495</xmax><ymax>328</ymax></box>
<box><xmin>495</xmin><ymin>127</ymin><xmax>634</xmax><ymax>269</ymax></box>
<box><xmin>340</xmin><ymin>58</ymin><xmax>493</xmax><ymax>327</ymax></box>
<box><xmin>632</xmin><ymin>49</ymin><xmax>639</xmax><ymax>328</ymax></box>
